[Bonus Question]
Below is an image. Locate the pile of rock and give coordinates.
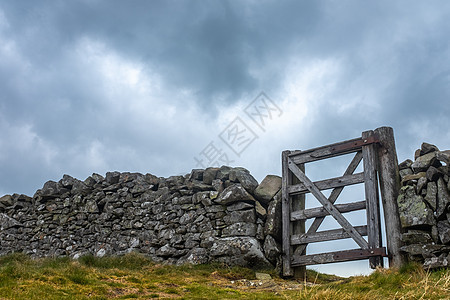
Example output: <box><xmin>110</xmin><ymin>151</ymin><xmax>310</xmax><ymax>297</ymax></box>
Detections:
<box><xmin>0</xmin><ymin>166</ymin><xmax>284</xmax><ymax>269</ymax></box>
<box><xmin>398</xmin><ymin>143</ymin><xmax>450</xmax><ymax>268</ymax></box>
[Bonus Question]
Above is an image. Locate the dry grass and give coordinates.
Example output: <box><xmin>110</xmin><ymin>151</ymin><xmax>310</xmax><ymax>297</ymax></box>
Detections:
<box><xmin>0</xmin><ymin>253</ymin><xmax>449</xmax><ymax>299</ymax></box>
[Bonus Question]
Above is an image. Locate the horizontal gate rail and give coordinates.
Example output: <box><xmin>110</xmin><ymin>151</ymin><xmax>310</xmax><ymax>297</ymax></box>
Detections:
<box><xmin>291</xmin><ymin>247</ymin><xmax>387</xmax><ymax>267</ymax></box>
<box><xmin>291</xmin><ymin>200</ymin><xmax>366</xmax><ymax>221</ymax></box>
<box><xmin>289</xmin><ymin>136</ymin><xmax>379</xmax><ymax>164</ymax></box>
<box><xmin>291</xmin><ymin>225</ymin><xmax>368</xmax><ymax>245</ymax></box>
<box><xmin>288</xmin><ymin>172</ymin><xmax>365</xmax><ymax>195</ymax></box>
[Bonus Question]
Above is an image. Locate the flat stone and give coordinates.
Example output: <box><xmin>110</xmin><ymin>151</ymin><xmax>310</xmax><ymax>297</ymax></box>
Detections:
<box><xmin>224</xmin><ymin>209</ymin><xmax>256</xmax><ymax>224</ymax></box>
<box><xmin>0</xmin><ymin>213</ymin><xmax>21</xmax><ymax>230</ymax></box>
<box><xmin>254</xmin><ymin>175</ymin><xmax>282</xmax><ymax>206</ymax></box>
<box><xmin>411</xmin><ymin>152</ymin><xmax>441</xmax><ymax>173</ymax></box>
<box><xmin>255</xmin><ymin>272</ymin><xmax>272</xmax><ymax>280</ymax></box>
<box><xmin>400</xmin><ymin>244</ymin><xmax>443</xmax><ymax>257</ymax></box>
<box><xmin>401</xmin><ymin>172</ymin><xmax>426</xmax><ymax>186</ymax></box>
<box><xmin>227</xmin><ymin>202</ymin><xmax>255</xmax><ymax>211</ymax></box>
<box><xmin>214</xmin><ymin>184</ymin><xmax>255</xmax><ymax>205</ymax></box>
<box><xmin>401</xmin><ymin>230</ymin><xmax>433</xmax><ymax>244</ymax></box>
<box><xmin>221</xmin><ymin>222</ymin><xmax>257</xmax><ymax>237</ymax></box>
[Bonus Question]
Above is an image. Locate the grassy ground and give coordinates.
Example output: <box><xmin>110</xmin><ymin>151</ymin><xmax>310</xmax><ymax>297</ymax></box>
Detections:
<box><xmin>0</xmin><ymin>252</ymin><xmax>449</xmax><ymax>299</ymax></box>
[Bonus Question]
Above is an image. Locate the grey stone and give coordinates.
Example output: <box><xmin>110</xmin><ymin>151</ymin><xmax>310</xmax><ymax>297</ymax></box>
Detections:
<box><xmin>424</xmin><ymin>181</ymin><xmax>437</xmax><ymax>211</ymax></box>
<box><xmin>421</xmin><ymin>142</ymin><xmax>439</xmax><ymax>155</ymax></box>
<box><xmin>254</xmin><ymin>175</ymin><xmax>282</xmax><ymax>206</ymax></box>
<box><xmin>156</xmin><ymin>244</ymin><xmax>177</xmax><ymax>257</ymax></box>
<box><xmin>221</xmin><ymin>222</ymin><xmax>257</xmax><ymax>237</ymax></box>
<box><xmin>224</xmin><ymin>209</ymin><xmax>256</xmax><ymax>224</ymax></box>
<box><xmin>416</xmin><ymin>177</ymin><xmax>428</xmax><ymax>195</ymax></box>
<box><xmin>264</xmin><ymin>191</ymin><xmax>282</xmax><ymax>242</ymax></box>
<box><xmin>397</xmin><ymin>186</ymin><xmax>435</xmax><ymax>228</ymax></box>
<box><xmin>0</xmin><ymin>213</ymin><xmax>21</xmax><ymax>230</ymax></box>
<box><xmin>401</xmin><ymin>230</ymin><xmax>433</xmax><ymax>244</ymax></box>
<box><xmin>255</xmin><ymin>272</ymin><xmax>272</xmax><ymax>280</ymax></box>
<box><xmin>178</xmin><ymin>248</ymin><xmax>208</xmax><ymax>265</ymax></box>
<box><xmin>424</xmin><ymin>254</ymin><xmax>450</xmax><ymax>269</ymax></box>
<box><xmin>217</xmin><ymin>166</ymin><xmax>232</xmax><ymax>181</ymax></box>
<box><xmin>400</xmin><ymin>244</ymin><xmax>443</xmax><ymax>257</ymax></box>
<box><xmin>399</xmin><ymin>159</ymin><xmax>413</xmax><ymax>170</ymax></box>
<box><xmin>105</xmin><ymin>171</ymin><xmax>121</xmax><ymax>185</ymax></box>
<box><xmin>214</xmin><ymin>184</ymin><xmax>255</xmax><ymax>205</ymax></box>
<box><xmin>263</xmin><ymin>235</ymin><xmax>281</xmax><ymax>265</ymax></box>
<box><xmin>0</xmin><ymin>195</ymin><xmax>13</xmax><ymax>207</ymax></box>
<box><xmin>255</xmin><ymin>201</ymin><xmax>267</xmax><ymax>218</ymax></box>
<box><xmin>189</xmin><ymin>169</ymin><xmax>204</xmax><ymax>181</ymax></box>
<box><xmin>211</xmin><ymin>179</ymin><xmax>224</xmax><ymax>193</ymax></box>
<box><xmin>399</xmin><ymin>168</ymin><xmax>413</xmax><ymax>179</ymax></box>
<box><xmin>436</xmin><ymin>150</ymin><xmax>450</xmax><ymax>165</ymax></box>
<box><xmin>426</xmin><ymin>166</ymin><xmax>442</xmax><ymax>182</ymax></box>
<box><xmin>437</xmin><ymin>221</ymin><xmax>450</xmax><ymax>244</ymax></box>
<box><xmin>227</xmin><ymin>202</ymin><xmax>254</xmax><ymax>211</ymax></box>
<box><xmin>232</xmin><ymin>169</ymin><xmax>259</xmax><ymax>194</ymax></box>
<box><xmin>209</xmin><ymin>237</ymin><xmax>272</xmax><ymax>268</ymax></box>
<box><xmin>411</xmin><ymin>152</ymin><xmax>442</xmax><ymax>173</ymax></box>
<box><xmin>437</xmin><ymin>177</ymin><xmax>450</xmax><ymax>219</ymax></box>
<box><xmin>203</xmin><ymin>167</ymin><xmax>219</xmax><ymax>185</ymax></box>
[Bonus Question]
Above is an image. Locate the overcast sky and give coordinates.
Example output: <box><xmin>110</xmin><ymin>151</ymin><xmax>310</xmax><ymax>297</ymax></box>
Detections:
<box><xmin>1</xmin><ymin>0</ymin><xmax>450</xmax><ymax>276</ymax></box>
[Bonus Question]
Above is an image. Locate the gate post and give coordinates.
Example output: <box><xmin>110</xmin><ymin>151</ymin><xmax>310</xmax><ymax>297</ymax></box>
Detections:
<box><xmin>374</xmin><ymin>126</ymin><xmax>406</xmax><ymax>268</ymax></box>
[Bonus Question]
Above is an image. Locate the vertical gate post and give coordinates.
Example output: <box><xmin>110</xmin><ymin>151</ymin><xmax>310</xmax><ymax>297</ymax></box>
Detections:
<box><xmin>291</xmin><ymin>165</ymin><xmax>306</xmax><ymax>279</ymax></box>
<box><xmin>362</xmin><ymin>130</ymin><xmax>383</xmax><ymax>268</ymax></box>
<box><xmin>374</xmin><ymin>126</ymin><xmax>406</xmax><ymax>268</ymax></box>
<box><xmin>281</xmin><ymin>151</ymin><xmax>293</xmax><ymax>277</ymax></box>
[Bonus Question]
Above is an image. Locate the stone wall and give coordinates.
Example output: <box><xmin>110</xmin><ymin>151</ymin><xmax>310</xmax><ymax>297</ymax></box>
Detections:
<box><xmin>398</xmin><ymin>143</ymin><xmax>450</xmax><ymax>268</ymax></box>
<box><xmin>0</xmin><ymin>166</ymin><xmax>283</xmax><ymax>269</ymax></box>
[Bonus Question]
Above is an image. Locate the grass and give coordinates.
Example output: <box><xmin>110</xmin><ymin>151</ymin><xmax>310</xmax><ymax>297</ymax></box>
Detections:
<box><xmin>0</xmin><ymin>253</ymin><xmax>448</xmax><ymax>299</ymax></box>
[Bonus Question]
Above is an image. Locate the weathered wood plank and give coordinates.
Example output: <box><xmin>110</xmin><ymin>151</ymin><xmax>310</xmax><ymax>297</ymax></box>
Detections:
<box><xmin>362</xmin><ymin>130</ymin><xmax>383</xmax><ymax>268</ymax></box>
<box><xmin>281</xmin><ymin>150</ymin><xmax>293</xmax><ymax>277</ymax></box>
<box><xmin>294</xmin><ymin>151</ymin><xmax>363</xmax><ymax>255</ymax></box>
<box><xmin>291</xmin><ymin>164</ymin><xmax>306</xmax><ymax>279</ymax></box>
<box><xmin>375</xmin><ymin>126</ymin><xmax>406</xmax><ymax>268</ymax></box>
<box><xmin>291</xmin><ymin>225</ymin><xmax>367</xmax><ymax>245</ymax></box>
<box><xmin>291</xmin><ymin>247</ymin><xmax>387</xmax><ymax>267</ymax></box>
<box><xmin>289</xmin><ymin>137</ymin><xmax>378</xmax><ymax>164</ymax></box>
<box><xmin>288</xmin><ymin>172</ymin><xmax>365</xmax><ymax>195</ymax></box>
<box><xmin>288</xmin><ymin>158</ymin><xmax>369</xmax><ymax>249</ymax></box>
<box><xmin>291</xmin><ymin>200</ymin><xmax>367</xmax><ymax>221</ymax></box>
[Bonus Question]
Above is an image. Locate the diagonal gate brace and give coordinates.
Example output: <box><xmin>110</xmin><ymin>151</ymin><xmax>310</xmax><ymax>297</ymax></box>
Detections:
<box><xmin>287</xmin><ymin>157</ymin><xmax>369</xmax><ymax>249</ymax></box>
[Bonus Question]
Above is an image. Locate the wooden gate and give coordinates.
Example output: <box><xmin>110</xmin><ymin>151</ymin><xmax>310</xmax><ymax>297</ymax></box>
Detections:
<box><xmin>281</xmin><ymin>127</ymin><xmax>405</xmax><ymax>277</ymax></box>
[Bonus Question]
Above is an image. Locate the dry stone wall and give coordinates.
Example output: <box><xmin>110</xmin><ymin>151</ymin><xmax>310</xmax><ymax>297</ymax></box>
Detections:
<box><xmin>0</xmin><ymin>166</ymin><xmax>283</xmax><ymax>269</ymax></box>
<box><xmin>398</xmin><ymin>143</ymin><xmax>450</xmax><ymax>269</ymax></box>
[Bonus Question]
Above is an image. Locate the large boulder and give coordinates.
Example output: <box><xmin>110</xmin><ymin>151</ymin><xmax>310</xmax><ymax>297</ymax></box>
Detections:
<box><xmin>411</xmin><ymin>152</ymin><xmax>442</xmax><ymax>173</ymax></box>
<box><xmin>254</xmin><ymin>175</ymin><xmax>282</xmax><ymax>206</ymax></box>
<box><xmin>229</xmin><ymin>168</ymin><xmax>259</xmax><ymax>194</ymax></box>
<box><xmin>209</xmin><ymin>237</ymin><xmax>272</xmax><ymax>268</ymax></box>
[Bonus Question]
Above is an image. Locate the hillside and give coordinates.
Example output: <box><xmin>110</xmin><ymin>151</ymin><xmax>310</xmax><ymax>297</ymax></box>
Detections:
<box><xmin>0</xmin><ymin>253</ymin><xmax>448</xmax><ymax>299</ymax></box>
